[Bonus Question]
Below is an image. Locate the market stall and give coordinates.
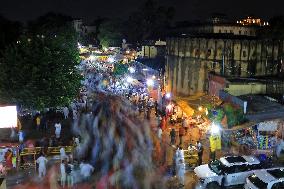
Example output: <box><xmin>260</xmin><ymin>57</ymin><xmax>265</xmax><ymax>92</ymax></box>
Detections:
<box><xmin>256</xmin><ymin>121</ymin><xmax>278</xmax><ymax>151</ymax></box>
<box><xmin>0</xmin><ymin>143</ymin><xmax>18</xmax><ymax>176</ymax></box>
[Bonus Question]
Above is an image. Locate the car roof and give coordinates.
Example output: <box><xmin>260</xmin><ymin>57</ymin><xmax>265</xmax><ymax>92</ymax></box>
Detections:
<box><xmin>220</xmin><ymin>155</ymin><xmax>260</xmax><ymax>166</ymax></box>
<box><xmin>254</xmin><ymin>167</ymin><xmax>284</xmax><ymax>183</ymax></box>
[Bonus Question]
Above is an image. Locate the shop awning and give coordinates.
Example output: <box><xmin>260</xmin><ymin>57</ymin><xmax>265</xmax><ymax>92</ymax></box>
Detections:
<box><xmin>175</xmin><ymin>99</ymin><xmax>195</xmax><ymax>117</ymax></box>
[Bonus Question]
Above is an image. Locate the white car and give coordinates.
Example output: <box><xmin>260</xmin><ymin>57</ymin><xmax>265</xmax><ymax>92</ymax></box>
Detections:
<box><xmin>194</xmin><ymin>155</ymin><xmax>262</xmax><ymax>188</ymax></box>
<box><xmin>244</xmin><ymin>167</ymin><xmax>284</xmax><ymax>189</ymax></box>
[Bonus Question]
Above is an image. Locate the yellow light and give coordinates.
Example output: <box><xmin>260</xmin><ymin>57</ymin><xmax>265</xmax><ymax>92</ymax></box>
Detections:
<box><xmin>198</xmin><ymin>106</ymin><xmax>203</xmax><ymax>111</ymax></box>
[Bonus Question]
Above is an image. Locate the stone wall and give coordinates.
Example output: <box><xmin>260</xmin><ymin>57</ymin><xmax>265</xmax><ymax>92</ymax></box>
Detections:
<box><xmin>165</xmin><ymin>36</ymin><xmax>284</xmax><ymax>96</ymax></box>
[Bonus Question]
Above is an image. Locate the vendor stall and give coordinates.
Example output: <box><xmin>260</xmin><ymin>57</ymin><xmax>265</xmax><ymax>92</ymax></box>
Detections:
<box><xmin>0</xmin><ymin>143</ymin><xmax>18</xmax><ymax>176</ymax></box>
<box><xmin>257</xmin><ymin>121</ymin><xmax>278</xmax><ymax>151</ymax></box>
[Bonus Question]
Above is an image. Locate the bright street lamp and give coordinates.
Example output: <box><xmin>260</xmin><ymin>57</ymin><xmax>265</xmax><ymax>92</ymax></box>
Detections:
<box><xmin>108</xmin><ymin>57</ymin><xmax>115</xmax><ymax>63</ymax></box>
<box><xmin>210</xmin><ymin>123</ymin><xmax>220</xmax><ymax>135</ymax></box>
<box><xmin>165</xmin><ymin>92</ymin><xmax>171</xmax><ymax>99</ymax></box>
<box><xmin>126</xmin><ymin>76</ymin><xmax>134</xmax><ymax>83</ymax></box>
<box><xmin>146</xmin><ymin>79</ymin><xmax>154</xmax><ymax>87</ymax></box>
<box><xmin>129</xmin><ymin>67</ymin><xmax>135</xmax><ymax>73</ymax></box>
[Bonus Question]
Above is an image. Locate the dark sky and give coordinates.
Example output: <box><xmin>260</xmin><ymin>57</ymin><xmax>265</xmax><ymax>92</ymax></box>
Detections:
<box><xmin>1</xmin><ymin>0</ymin><xmax>284</xmax><ymax>23</ymax></box>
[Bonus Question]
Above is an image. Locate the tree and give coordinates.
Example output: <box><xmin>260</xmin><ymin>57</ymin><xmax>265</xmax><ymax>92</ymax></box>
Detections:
<box><xmin>113</xmin><ymin>63</ymin><xmax>128</xmax><ymax>76</ymax></box>
<box><xmin>0</xmin><ymin>26</ymin><xmax>82</xmax><ymax>110</ymax></box>
<box><xmin>27</xmin><ymin>12</ymin><xmax>73</xmax><ymax>36</ymax></box>
<box><xmin>98</xmin><ymin>19</ymin><xmax>123</xmax><ymax>48</ymax></box>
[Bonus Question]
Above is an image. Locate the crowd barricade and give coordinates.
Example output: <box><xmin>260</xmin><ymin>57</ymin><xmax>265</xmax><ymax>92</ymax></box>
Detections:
<box><xmin>183</xmin><ymin>150</ymin><xmax>198</xmax><ymax>167</ymax></box>
<box><xmin>47</xmin><ymin>146</ymin><xmax>73</xmax><ymax>155</ymax></box>
<box><xmin>19</xmin><ymin>146</ymin><xmax>73</xmax><ymax>170</ymax></box>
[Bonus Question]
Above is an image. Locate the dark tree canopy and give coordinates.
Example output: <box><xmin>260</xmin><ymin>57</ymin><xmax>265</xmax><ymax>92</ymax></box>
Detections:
<box><xmin>27</xmin><ymin>12</ymin><xmax>73</xmax><ymax>36</ymax></box>
<box><xmin>98</xmin><ymin>19</ymin><xmax>124</xmax><ymax>48</ymax></box>
<box><xmin>0</xmin><ymin>25</ymin><xmax>82</xmax><ymax>110</ymax></box>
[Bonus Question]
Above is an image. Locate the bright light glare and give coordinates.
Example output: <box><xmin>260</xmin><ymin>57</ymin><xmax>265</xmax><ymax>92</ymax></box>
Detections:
<box><xmin>142</xmin><ymin>68</ymin><xmax>148</xmax><ymax>71</ymax></box>
<box><xmin>126</xmin><ymin>76</ymin><xmax>134</xmax><ymax>83</ymax></box>
<box><xmin>0</xmin><ymin>106</ymin><xmax>17</xmax><ymax>128</ymax></box>
<box><xmin>152</xmin><ymin>75</ymin><xmax>156</xmax><ymax>79</ymax></box>
<box><xmin>146</xmin><ymin>79</ymin><xmax>154</xmax><ymax>87</ymax></box>
<box><xmin>108</xmin><ymin>57</ymin><xmax>115</xmax><ymax>63</ymax></box>
<box><xmin>211</xmin><ymin>123</ymin><xmax>220</xmax><ymax>135</ymax></box>
<box><xmin>165</xmin><ymin>93</ymin><xmax>171</xmax><ymax>99</ymax></box>
<box><xmin>89</xmin><ymin>55</ymin><xmax>95</xmax><ymax>61</ymax></box>
<box><xmin>129</xmin><ymin>67</ymin><xmax>135</xmax><ymax>73</ymax></box>
<box><xmin>198</xmin><ymin>106</ymin><xmax>203</xmax><ymax>111</ymax></box>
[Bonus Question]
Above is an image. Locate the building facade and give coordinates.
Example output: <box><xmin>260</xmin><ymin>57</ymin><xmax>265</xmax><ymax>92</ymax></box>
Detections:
<box><xmin>165</xmin><ymin>34</ymin><xmax>284</xmax><ymax>96</ymax></box>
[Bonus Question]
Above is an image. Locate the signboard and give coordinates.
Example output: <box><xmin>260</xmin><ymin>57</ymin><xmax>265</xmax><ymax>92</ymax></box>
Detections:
<box><xmin>0</xmin><ymin>106</ymin><xmax>17</xmax><ymax>128</ymax></box>
<box><xmin>210</xmin><ymin>135</ymin><xmax>221</xmax><ymax>151</ymax></box>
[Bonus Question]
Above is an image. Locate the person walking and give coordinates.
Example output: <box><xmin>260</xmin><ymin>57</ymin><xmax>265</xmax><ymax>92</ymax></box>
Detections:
<box><xmin>35</xmin><ymin>115</ymin><xmax>41</xmax><ymax>131</ymax></box>
<box><xmin>157</xmin><ymin>127</ymin><xmax>163</xmax><ymax>140</ymax></box>
<box><xmin>36</xmin><ymin>153</ymin><xmax>48</xmax><ymax>178</ymax></box>
<box><xmin>63</xmin><ymin>107</ymin><xmax>69</xmax><ymax>119</ymax></box>
<box><xmin>179</xmin><ymin>126</ymin><xmax>185</xmax><ymax>145</ymax></box>
<box><xmin>170</xmin><ymin>128</ymin><xmax>176</xmax><ymax>145</ymax></box>
<box><xmin>54</xmin><ymin>121</ymin><xmax>62</xmax><ymax>139</ymax></box>
<box><xmin>80</xmin><ymin>161</ymin><xmax>94</xmax><ymax>182</ymax></box>
<box><xmin>66</xmin><ymin>160</ymin><xmax>74</xmax><ymax>188</ymax></box>
<box><xmin>18</xmin><ymin>130</ymin><xmax>24</xmax><ymax>143</ymax></box>
<box><xmin>177</xmin><ymin>159</ymin><xmax>185</xmax><ymax>187</ymax></box>
<box><xmin>197</xmin><ymin>141</ymin><xmax>204</xmax><ymax>165</ymax></box>
<box><xmin>60</xmin><ymin>147</ymin><xmax>67</xmax><ymax>161</ymax></box>
<box><xmin>60</xmin><ymin>160</ymin><xmax>66</xmax><ymax>187</ymax></box>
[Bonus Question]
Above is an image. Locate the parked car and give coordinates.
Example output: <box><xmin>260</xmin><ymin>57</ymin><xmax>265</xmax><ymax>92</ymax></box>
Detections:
<box><xmin>194</xmin><ymin>155</ymin><xmax>262</xmax><ymax>188</ymax></box>
<box><xmin>244</xmin><ymin>167</ymin><xmax>284</xmax><ymax>189</ymax></box>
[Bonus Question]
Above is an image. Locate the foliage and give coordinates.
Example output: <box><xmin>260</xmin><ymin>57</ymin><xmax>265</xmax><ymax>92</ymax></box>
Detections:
<box><xmin>98</xmin><ymin>19</ymin><xmax>123</xmax><ymax>48</ymax></box>
<box><xmin>223</xmin><ymin>103</ymin><xmax>246</xmax><ymax>128</ymax></box>
<box><xmin>113</xmin><ymin>63</ymin><xmax>128</xmax><ymax>76</ymax></box>
<box><xmin>205</xmin><ymin>103</ymin><xmax>246</xmax><ymax>128</ymax></box>
<box><xmin>205</xmin><ymin>104</ymin><xmax>224</xmax><ymax>123</ymax></box>
<box><xmin>0</xmin><ymin>26</ymin><xmax>82</xmax><ymax>110</ymax></box>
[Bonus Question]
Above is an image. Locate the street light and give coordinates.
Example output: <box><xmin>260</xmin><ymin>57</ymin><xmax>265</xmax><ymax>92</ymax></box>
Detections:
<box><xmin>89</xmin><ymin>55</ymin><xmax>95</xmax><ymax>61</ymax></box>
<box><xmin>129</xmin><ymin>67</ymin><xmax>135</xmax><ymax>73</ymax></box>
<box><xmin>198</xmin><ymin>106</ymin><xmax>203</xmax><ymax>112</ymax></box>
<box><xmin>165</xmin><ymin>92</ymin><xmax>171</xmax><ymax>99</ymax></box>
<box><xmin>108</xmin><ymin>57</ymin><xmax>115</xmax><ymax>63</ymax></box>
<box><xmin>210</xmin><ymin>123</ymin><xmax>220</xmax><ymax>135</ymax></box>
<box><xmin>146</xmin><ymin>79</ymin><xmax>154</xmax><ymax>87</ymax></box>
<box><xmin>126</xmin><ymin>76</ymin><xmax>134</xmax><ymax>83</ymax></box>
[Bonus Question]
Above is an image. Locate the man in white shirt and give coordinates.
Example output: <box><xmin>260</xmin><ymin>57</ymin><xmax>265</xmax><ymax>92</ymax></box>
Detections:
<box><xmin>36</xmin><ymin>154</ymin><xmax>48</xmax><ymax>178</ymax></box>
<box><xmin>60</xmin><ymin>160</ymin><xmax>66</xmax><ymax>187</ymax></box>
<box><xmin>80</xmin><ymin>162</ymin><xmax>94</xmax><ymax>181</ymax></box>
<box><xmin>54</xmin><ymin>122</ymin><xmax>61</xmax><ymax>139</ymax></box>
<box><xmin>157</xmin><ymin>127</ymin><xmax>163</xmax><ymax>140</ymax></box>
<box><xmin>63</xmin><ymin>107</ymin><xmax>69</xmax><ymax>119</ymax></box>
<box><xmin>60</xmin><ymin>147</ymin><xmax>66</xmax><ymax>160</ymax></box>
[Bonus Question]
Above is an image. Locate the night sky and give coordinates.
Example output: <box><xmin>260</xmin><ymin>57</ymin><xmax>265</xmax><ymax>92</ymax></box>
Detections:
<box><xmin>1</xmin><ymin>0</ymin><xmax>284</xmax><ymax>22</ymax></box>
